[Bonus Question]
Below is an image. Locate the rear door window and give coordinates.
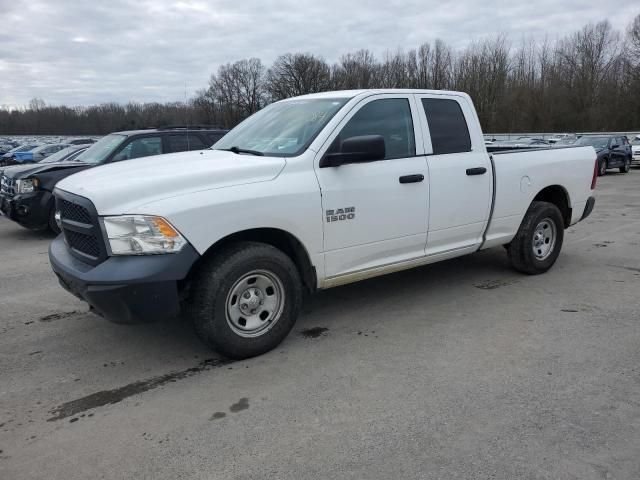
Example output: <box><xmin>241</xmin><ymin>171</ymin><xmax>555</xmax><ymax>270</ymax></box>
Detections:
<box><xmin>421</xmin><ymin>98</ymin><xmax>472</xmax><ymax>155</ymax></box>
<box><xmin>167</xmin><ymin>134</ymin><xmax>206</xmax><ymax>153</ymax></box>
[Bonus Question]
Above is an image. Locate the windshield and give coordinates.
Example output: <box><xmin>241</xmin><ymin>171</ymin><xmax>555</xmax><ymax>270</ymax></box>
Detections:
<box><xmin>214</xmin><ymin>98</ymin><xmax>350</xmax><ymax>157</ymax></box>
<box><xmin>74</xmin><ymin>134</ymin><xmax>126</xmax><ymax>165</ymax></box>
<box><xmin>630</xmin><ymin>137</ymin><xmax>640</xmax><ymax>145</ymax></box>
<box><xmin>575</xmin><ymin>136</ymin><xmax>609</xmax><ymax>149</ymax></box>
<box><xmin>38</xmin><ymin>146</ymin><xmax>82</xmax><ymax>164</ymax></box>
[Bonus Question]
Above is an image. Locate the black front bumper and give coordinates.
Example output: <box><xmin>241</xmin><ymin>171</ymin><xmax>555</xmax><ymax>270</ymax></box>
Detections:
<box><xmin>49</xmin><ymin>235</ymin><xmax>200</xmax><ymax>324</ymax></box>
<box><xmin>0</xmin><ymin>190</ymin><xmax>52</xmax><ymax>230</ymax></box>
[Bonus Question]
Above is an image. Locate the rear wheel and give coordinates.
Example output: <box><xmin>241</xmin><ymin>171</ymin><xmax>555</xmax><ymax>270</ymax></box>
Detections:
<box><xmin>598</xmin><ymin>158</ymin><xmax>607</xmax><ymax>176</ymax></box>
<box><xmin>620</xmin><ymin>157</ymin><xmax>630</xmax><ymax>173</ymax></box>
<box><xmin>507</xmin><ymin>201</ymin><xmax>564</xmax><ymax>275</ymax></box>
<box><xmin>188</xmin><ymin>241</ymin><xmax>302</xmax><ymax>359</ymax></box>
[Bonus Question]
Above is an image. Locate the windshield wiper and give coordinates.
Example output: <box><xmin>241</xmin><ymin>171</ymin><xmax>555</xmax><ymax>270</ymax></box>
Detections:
<box><xmin>220</xmin><ymin>146</ymin><xmax>264</xmax><ymax>156</ymax></box>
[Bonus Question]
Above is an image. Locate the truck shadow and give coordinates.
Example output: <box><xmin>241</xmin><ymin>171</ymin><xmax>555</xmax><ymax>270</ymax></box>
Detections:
<box><xmin>65</xmin><ymin>247</ymin><xmax>516</xmax><ymax>359</ymax></box>
<box><xmin>301</xmin><ymin>247</ymin><xmax>514</xmax><ymax>323</ymax></box>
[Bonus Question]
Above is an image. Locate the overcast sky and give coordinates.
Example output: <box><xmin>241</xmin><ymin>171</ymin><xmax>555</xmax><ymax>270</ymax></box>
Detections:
<box><xmin>0</xmin><ymin>0</ymin><xmax>637</xmax><ymax>107</ymax></box>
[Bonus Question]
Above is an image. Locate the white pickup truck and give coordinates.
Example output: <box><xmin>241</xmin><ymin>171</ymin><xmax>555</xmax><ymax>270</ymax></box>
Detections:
<box><xmin>49</xmin><ymin>89</ymin><xmax>597</xmax><ymax>359</ymax></box>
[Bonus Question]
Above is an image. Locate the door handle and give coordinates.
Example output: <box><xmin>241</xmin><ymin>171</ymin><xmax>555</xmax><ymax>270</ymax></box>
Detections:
<box><xmin>466</xmin><ymin>167</ymin><xmax>487</xmax><ymax>176</ymax></box>
<box><xmin>399</xmin><ymin>174</ymin><xmax>424</xmax><ymax>184</ymax></box>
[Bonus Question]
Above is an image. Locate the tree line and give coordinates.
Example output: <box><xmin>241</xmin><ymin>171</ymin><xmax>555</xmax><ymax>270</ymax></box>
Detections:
<box><xmin>1</xmin><ymin>17</ymin><xmax>639</xmax><ymax>136</ymax></box>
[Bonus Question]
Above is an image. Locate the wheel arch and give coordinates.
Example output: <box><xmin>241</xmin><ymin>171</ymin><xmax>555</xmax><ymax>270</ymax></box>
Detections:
<box><xmin>532</xmin><ymin>185</ymin><xmax>572</xmax><ymax>228</ymax></box>
<box><xmin>186</xmin><ymin>228</ymin><xmax>317</xmax><ymax>293</ymax></box>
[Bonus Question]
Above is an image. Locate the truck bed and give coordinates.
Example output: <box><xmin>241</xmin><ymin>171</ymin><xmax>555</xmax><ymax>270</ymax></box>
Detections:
<box><xmin>481</xmin><ymin>145</ymin><xmax>596</xmax><ymax>249</ymax></box>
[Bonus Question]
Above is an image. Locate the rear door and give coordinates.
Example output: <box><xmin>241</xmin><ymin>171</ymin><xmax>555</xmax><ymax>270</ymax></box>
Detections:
<box><xmin>315</xmin><ymin>94</ymin><xmax>429</xmax><ymax>279</ymax></box>
<box><xmin>414</xmin><ymin>94</ymin><xmax>493</xmax><ymax>256</ymax></box>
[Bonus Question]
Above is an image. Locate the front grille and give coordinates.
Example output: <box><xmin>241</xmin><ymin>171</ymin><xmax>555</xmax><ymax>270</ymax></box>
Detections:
<box><xmin>0</xmin><ymin>175</ymin><xmax>15</xmax><ymax>197</ymax></box>
<box><xmin>64</xmin><ymin>230</ymin><xmax>101</xmax><ymax>258</ymax></box>
<box><xmin>59</xmin><ymin>199</ymin><xmax>92</xmax><ymax>224</ymax></box>
<box><xmin>56</xmin><ymin>191</ymin><xmax>106</xmax><ymax>265</ymax></box>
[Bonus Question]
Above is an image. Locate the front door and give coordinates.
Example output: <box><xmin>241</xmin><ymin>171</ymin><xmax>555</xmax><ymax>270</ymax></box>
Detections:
<box><xmin>314</xmin><ymin>94</ymin><xmax>429</xmax><ymax>279</ymax></box>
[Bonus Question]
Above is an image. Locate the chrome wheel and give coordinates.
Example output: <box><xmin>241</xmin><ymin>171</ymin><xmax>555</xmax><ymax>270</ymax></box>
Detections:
<box><xmin>532</xmin><ymin>218</ymin><xmax>556</xmax><ymax>260</ymax></box>
<box><xmin>225</xmin><ymin>269</ymin><xmax>285</xmax><ymax>338</ymax></box>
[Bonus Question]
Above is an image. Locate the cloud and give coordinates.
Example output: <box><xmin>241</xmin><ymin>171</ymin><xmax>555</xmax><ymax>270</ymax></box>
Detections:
<box><xmin>0</xmin><ymin>0</ymin><xmax>637</xmax><ymax>107</ymax></box>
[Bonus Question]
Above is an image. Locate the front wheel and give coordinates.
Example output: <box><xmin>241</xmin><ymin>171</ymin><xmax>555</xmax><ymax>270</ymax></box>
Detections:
<box><xmin>507</xmin><ymin>201</ymin><xmax>564</xmax><ymax>275</ymax></box>
<box><xmin>620</xmin><ymin>158</ymin><xmax>630</xmax><ymax>174</ymax></box>
<box><xmin>598</xmin><ymin>158</ymin><xmax>607</xmax><ymax>176</ymax></box>
<box><xmin>188</xmin><ymin>242</ymin><xmax>302</xmax><ymax>359</ymax></box>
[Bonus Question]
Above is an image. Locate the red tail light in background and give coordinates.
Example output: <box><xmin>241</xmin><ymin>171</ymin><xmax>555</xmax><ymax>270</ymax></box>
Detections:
<box><xmin>591</xmin><ymin>159</ymin><xmax>598</xmax><ymax>190</ymax></box>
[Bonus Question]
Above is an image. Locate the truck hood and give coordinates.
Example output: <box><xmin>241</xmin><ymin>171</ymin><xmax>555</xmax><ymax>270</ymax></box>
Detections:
<box><xmin>55</xmin><ymin>149</ymin><xmax>286</xmax><ymax>214</ymax></box>
<box><xmin>1</xmin><ymin>161</ymin><xmax>90</xmax><ymax>179</ymax></box>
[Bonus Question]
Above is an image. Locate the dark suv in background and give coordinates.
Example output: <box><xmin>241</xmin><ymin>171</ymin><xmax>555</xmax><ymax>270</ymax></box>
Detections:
<box><xmin>0</xmin><ymin>126</ymin><xmax>227</xmax><ymax>233</ymax></box>
<box><xmin>574</xmin><ymin>135</ymin><xmax>632</xmax><ymax>176</ymax></box>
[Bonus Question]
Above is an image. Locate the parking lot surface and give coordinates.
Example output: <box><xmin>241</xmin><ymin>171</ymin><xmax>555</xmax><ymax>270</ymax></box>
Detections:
<box><xmin>1</xmin><ymin>172</ymin><xmax>639</xmax><ymax>479</ymax></box>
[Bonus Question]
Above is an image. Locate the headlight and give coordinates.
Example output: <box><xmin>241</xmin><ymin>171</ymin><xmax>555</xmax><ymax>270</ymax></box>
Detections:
<box><xmin>16</xmin><ymin>178</ymin><xmax>39</xmax><ymax>193</ymax></box>
<box><xmin>102</xmin><ymin>215</ymin><xmax>187</xmax><ymax>255</ymax></box>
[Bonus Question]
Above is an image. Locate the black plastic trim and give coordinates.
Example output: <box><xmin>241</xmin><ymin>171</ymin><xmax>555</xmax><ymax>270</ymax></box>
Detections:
<box><xmin>49</xmin><ymin>235</ymin><xmax>200</xmax><ymax>323</ymax></box>
<box><xmin>399</xmin><ymin>174</ymin><xmax>424</xmax><ymax>183</ymax></box>
<box><xmin>581</xmin><ymin>196</ymin><xmax>596</xmax><ymax>221</ymax></box>
<box><xmin>478</xmin><ymin>154</ymin><xmax>497</xmax><ymax>251</ymax></box>
<box><xmin>54</xmin><ymin>188</ymin><xmax>107</xmax><ymax>266</ymax></box>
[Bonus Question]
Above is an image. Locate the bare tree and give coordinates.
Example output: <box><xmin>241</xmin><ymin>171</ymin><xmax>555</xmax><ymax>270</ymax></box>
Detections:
<box><xmin>332</xmin><ymin>49</ymin><xmax>378</xmax><ymax>89</ymax></box>
<box><xmin>628</xmin><ymin>14</ymin><xmax>640</xmax><ymax>60</ymax></box>
<box><xmin>207</xmin><ymin>58</ymin><xmax>267</xmax><ymax>126</ymax></box>
<box><xmin>266</xmin><ymin>53</ymin><xmax>331</xmax><ymax>100</ymax></box>
<box><xmin>558</xmin><ymin>21</ymin><xmax>621</xmax><ymax>129</ymax></box>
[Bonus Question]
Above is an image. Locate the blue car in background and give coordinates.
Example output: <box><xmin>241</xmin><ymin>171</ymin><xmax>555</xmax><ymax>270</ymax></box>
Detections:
<box><xmin>4</xmin><ymin>143</ymin><xmax>69</xmax><ymax>166</ymax></box>
<box><xmin>1</xmin><ymin>144</ymin><xmax>41</xmax><ymax>164</ymax></box>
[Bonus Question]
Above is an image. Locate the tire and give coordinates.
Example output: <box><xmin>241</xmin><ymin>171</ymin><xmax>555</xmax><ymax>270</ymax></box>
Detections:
<box><xmin>48</xmin><ymin>207</ymin><xmax>61</xmax><ymax>234</ymax></box>
<box><xmin>620</xmin><ymin>158</ymin><xmax>630</xmax><ymax>174</ymax></box>
<box><xmin>188</xmin><ymin>241</ymin><xmax>302</xmax><ymax>359</ymax></box>
<box><xmin>507</xmin><ymin>201</ymin><xmax>564</xmax><ymax>275</ymax></box>
<box><xmin>598</xmin><ymin>158</ymin><xmax>607</xmax><ymax>176</ymax></box>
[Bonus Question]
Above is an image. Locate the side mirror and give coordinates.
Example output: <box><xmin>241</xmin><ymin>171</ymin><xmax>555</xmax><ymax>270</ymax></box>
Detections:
<box><xmin>112</xmin><ymin>152</ymin><xmax>127</xmax><ymax>162</ymax></box>
<box><xmin>610</xmin><ymin>144</ymin><xmax>619</xmax><ymax>149</ymax></box>
<box><xmin>320</xmin><ymin>135</ymin><xmax>385</xmax><ymax>168</ymax></box>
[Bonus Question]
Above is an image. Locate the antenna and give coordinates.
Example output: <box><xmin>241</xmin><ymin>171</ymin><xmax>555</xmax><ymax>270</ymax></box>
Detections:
<box><xmin>184</xmin><ymin>80</ymin><xmax>190</xmax><ymax>150</ymax></box>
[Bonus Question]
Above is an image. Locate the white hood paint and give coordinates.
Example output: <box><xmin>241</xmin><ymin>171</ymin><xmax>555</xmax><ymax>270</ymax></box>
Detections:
<box><xmin>55</xmin><ymin>149</ymin><xmax>286</xmax><ymax>214</ymax></box>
